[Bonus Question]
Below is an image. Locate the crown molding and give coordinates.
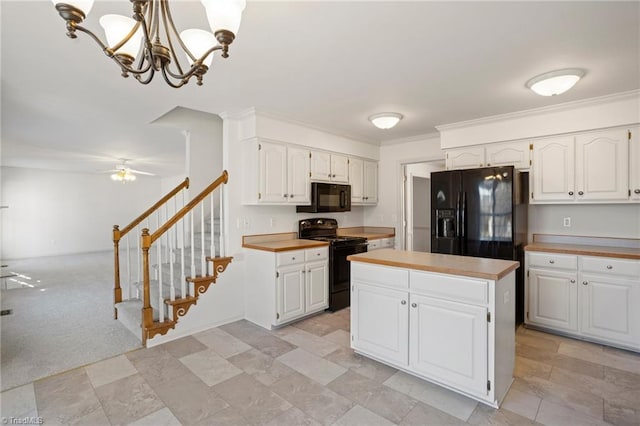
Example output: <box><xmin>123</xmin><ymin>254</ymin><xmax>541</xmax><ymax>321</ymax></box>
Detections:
<box><xmin>380</xmin><ymin>131</ymin><xmax>440</xmax><ymax>146</ymax></box>
<box><xmin>435</xmin><ymin>89</ymin><xmax>640</xmax><ymax>132</ymax></box>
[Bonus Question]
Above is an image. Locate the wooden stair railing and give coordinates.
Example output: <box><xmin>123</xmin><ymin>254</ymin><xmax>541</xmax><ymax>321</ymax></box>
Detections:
<box><xmin>141</xmin><ymin>170</ymin><xmax>230</xmax><ymax>345</ymax></box>
<box><xmin>113</xmin><ymin>178</ymin><xmax>190</xmax><ymax>319</ymax></box>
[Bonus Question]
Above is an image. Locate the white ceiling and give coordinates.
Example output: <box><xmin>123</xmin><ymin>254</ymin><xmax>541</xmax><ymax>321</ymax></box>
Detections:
<box><xmin>1</xmin><ymin>1</ymin><xmax>639</xmax><ymax>178</ymax></box>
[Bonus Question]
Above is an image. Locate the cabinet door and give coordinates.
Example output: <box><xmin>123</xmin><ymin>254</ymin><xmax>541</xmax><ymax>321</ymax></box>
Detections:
<box><xmin>331</xmin><ymin>154</ymin><xmax>350</xmax><ymax>183</ymax></box>
<box><xmin>276</xmin><ymin>265</ymin><xmax>305</xmax><ymax>323</ymax></box>
<box><xmin>351</xmin><ymin>283</ymin><xmax>409</xmax><ymax>365</ymax></box>
<box><xmin>310</xmin><ymin>150</ymin><xmax>332</xmax><ymax>181</ymax></box>
<box><xmin>305</xmin><ymin>260</ymin><xmax>328</xmax><ymax>313</ymax></box>
<box><xmin>259</xmin><ymin>141</ymin><xmax>288</xmax><ymax>203</ymax></box>
<box><xmin>630</xmin><ymin>127</ymin><xmax>640</xmax><ymax>201</ymax></box>
<box><xmin>287</xmin><ymin>146</ymin><xmax>311</xmax><ymax>203</ymax></box>
<box><xmin>349</xmin><ymin>158</ymin><xmax>364</xmax><ymax>203</ymax></box>
<box><xmin>445</xmin><ymin>147</ymin><xmax>485</xmax><ymax>170</ymax></box>
<box><xmin>528</xmin><ymin>268</ymin><xmax>578</xmax><ymax>331</ymax></box>
<box><xmin>580</xmin><ymin>274</ymin><xmax>639</xmax><ymax>347</ymax></box>
<box><xmin>363</xmin><ymin>160</ymin><xmax>378</xmax><ymax>203</ymax></box>
<box><xmin>531</xmin><ymin>137</ymin><xmax>575</xmax><ymax>202</ymax></box>
<box><xmin>485</xmin><ymin>141</ymin><xmax>531</xmax><ymax>170</ymax></box>
<box><xmin>575</xmin><ymin>129</ymin><xmax>629</xmax><ymax>201</ymax></box>
<box><xmin>409</xmin><ymin>294</ymin><xmax>488</xmax><ymax>397</ymax></box>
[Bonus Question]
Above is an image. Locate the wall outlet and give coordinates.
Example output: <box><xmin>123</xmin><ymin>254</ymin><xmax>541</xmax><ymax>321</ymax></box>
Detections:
<box><xmin>563</xmin><ymin>217</ymin><xmax>571</xmax><ymax>227</ymax></box>
<box><xmin>270</xmin><ymin>217</ymin><xmax>276</xmax><ymax>227</ymax></box>
<box><xmin>243</xmin><ymin>217</ymin><xmax>250</xmax><ymax>229</ymax></box>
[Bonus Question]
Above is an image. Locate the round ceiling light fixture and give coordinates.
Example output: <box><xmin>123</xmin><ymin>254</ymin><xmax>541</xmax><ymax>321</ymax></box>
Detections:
<box><xmin>526</xmin><ymin>68</ymin><xmax>585</xmax><ymax>96</ymax></box>
<box><xmin>368</xmin><ymin>112</ymin><xmax>403</xmax><ymax>129</ymax></box>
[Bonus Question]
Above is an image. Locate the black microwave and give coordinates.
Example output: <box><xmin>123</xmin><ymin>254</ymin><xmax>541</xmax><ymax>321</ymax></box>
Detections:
<box><xmin>296</xmin><ymin>183</ymin><xmax>351</xmax><ymax>213</ymax></box>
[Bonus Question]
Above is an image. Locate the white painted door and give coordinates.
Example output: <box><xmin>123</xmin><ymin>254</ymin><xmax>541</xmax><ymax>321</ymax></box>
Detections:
<box><xmin>259</xmin><ymin>141</ymin><xmax>287</xmax><ymax>203</ymax></box>
<box><xmin>349</xmin><ymin>158</ymin><xmax>364</xmax><ymax>203</ymax></box>
<box><xmin>579</xmin><ymin>274</ymin><xmax>639</xmax><ymax>347</ymax></box>
<box><xmin>575</xmin><ymin>129</ymin><xmax>629</xmax><ymax>201</ymax></box>
<box><xmin>528</xmin><ymin>268</ymin><xmax>578</xmax><ymax>331</ymax></box>
<box><xmin>485</xmin><ymin>141</ymin><xmax>531</xmax><ymax>170</ymax></box>
<box><xmin>445</xmin><ymin>147</ymin><xmax>485</xmax><ymax>170</ymax></box>
<box><xmin>287</xmin><ymin>146</ymin><xmax>311</xmax><ymax>203</ymax></box>
<box><xmin>276</xmin><ymin>264</ymin><xmax>305</xmax><ymax>323</ymax></box>
<box><xmin>351</xmin><ymin>283</ymin><xmax>409</xmax><ymax>365</ymax></box>
<box><xmin>363</xmin><ymin>160</ymin><xmax>378</xmax><ymax>203</ymax></box>
<box><xmin>331</xmin><ymin>154</ymin><xmax>350</xmax><ymax>183</ymax></box>
<box><xmin>305</xmin><ymin>260</ymin><xmax>328</xmax><ymax>312</ymax></box>
<box><xmin>409</xmin><ymin>294</ymin><xmax>488</xmax><ymax>397</ymax></box>
<box><xmin>630</xmin><ymin>127</ymin><xmax>640</xmax><ymax>201</ymax></box>
<box><xmin>531</xmin><ymin>137</ymin><xmax>575</xmax><ymax>202</ymax></box>
<box><xmin>310</xmin><ymin>150</ymin><xmax>332</xmax><ymax>181</ymax></box>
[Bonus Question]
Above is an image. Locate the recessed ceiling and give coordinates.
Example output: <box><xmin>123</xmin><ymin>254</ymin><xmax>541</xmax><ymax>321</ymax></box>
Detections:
<box><xmin>1</xmin><ymin>1</ymin><xmax>638</xmax><ymax>177</ymax></box>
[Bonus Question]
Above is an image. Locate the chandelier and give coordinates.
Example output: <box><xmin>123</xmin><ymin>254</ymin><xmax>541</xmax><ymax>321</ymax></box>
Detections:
<box><xmin>52</xmin><ymin>0</ymin><xmax>246</xmax><ymax>88</ymax></box>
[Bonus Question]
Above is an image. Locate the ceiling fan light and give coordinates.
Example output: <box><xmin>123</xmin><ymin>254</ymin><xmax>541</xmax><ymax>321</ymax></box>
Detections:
<box><xmin>111</xmin><ymin>172</ymin><xmax>122</xmax><ymax>181</ymax></box>
<box><xmin>526</xmin><ymin>68</ymin><xmax>585</xmax><ymax>96</ymax></box>
<box><xmin>180</xmin><ymin>29</ymin><xmax>218</xmax><ymax>67</ymax></box>
<box><xmin>51</xmin><ymin>0</ymin><xmax>94</xmax><ymax>16</ymax></box>
<box><xmin>99</xmin><ymin>14</ymin><xmax>143</xmax><ymax>59</ymax></box>
<box><xmin>368</xmin><ymin>112</ymin><xmax>403</xmax><ymax>129</ymax></box>
<box><xmin>201</xmin><ymin>0</ymin><xmax>247</xmax><ymax>35</ymax></box>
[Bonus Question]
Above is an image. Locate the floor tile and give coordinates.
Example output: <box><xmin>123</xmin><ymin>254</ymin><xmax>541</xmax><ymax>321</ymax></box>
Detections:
<box><xmin>0</xmin><ymin>383</ymin><xmax>38</xmax><ymax>418</ymax></box>
<box><xmin>333</xmin><ymin>404</ymin><xmax>396</xmax><ymax>426</ymax></box>
<box><xmin>514</xmin><ymin>356</ymin><xmax>553</xmax><ymax>380</ymax></box>
<box><xmin>516</xmin><ymin>332</ymin><xmax>561</xmax><ymax>353</ymax></box>
<box><xmin>292</xmin><ymin>314</ymin><xmax>343</xmax><ymax>337</ymax></box>
<box><xmin>604</xmin><ymin>365</ymin><xmax>640</xmax><ymax>390</ymax></box>
<box><xmin>604</xmin><ymin>399</ymin><xmax>640</xmax><ymax>426</ymax></box>
<box><xmin>324</xmin><ymin>347</ymin><xmax>398</xmax><ymax>383</ymax></box>
<box><xmin>179</xmin><ymin>348</ymin><xmax>243</xmax><ymax>387</ymax></box>
<box><xmin>271</xmin><ymin>371</ymin><xmax>354</xmax><ymax>425</ymax></box>
<box><xmin>398</xmin><ymin>402</ymin><xmax>466</xmax><ymax>425</ymax></box>
<box><xmin>191</xmin><ymin>406</ymin><xmax>250</xmax><ymax>426</ymax></box>
<box><xmin>126</xmin><ymin>347</ymin><xmax>193</xmax><ymax>388</ymax></box>
<box><xmin>263</xmin><ymin>406</ymin><xmax>322</xmax><ymax>426</ymax></box>
<box><xmin>383</xmin><ymin>371</ymin><xmax>476</xmax><ymax>421</ymax></box>
<box><xmin>535</xmin><ymin>399</ymin><xmax>609</xmax><ymax>426</ymax></box>
<box><xmin>227</xmin><ymin>348</ymin><xmax>295</xmax><ymax>386</ymax></box>
<box><xmin>94</xmin><ymin>373</ymin><xmax>164</xmax><ymax>425</ymax></box>
<box><xmin>126</xmin><ymin>407</ymin><xmax>181</xmax><ymax>426</ymax></box>
<box><xmin>500</xmin><ymin>387</ymin><xmax>541</xmax><ymax>421</ymax></box>
<box><xmin>323</xmin><ymin>329</ymin><xmax>351</xmax><ymax>348</ymax></box>
<box><xmin>211</xmin><ymin>373</ymin><xmax>292</xmax><ymax>425</ymax></box>
<box><xmin>85</xmin><ymin>354</ymin><xmax>138</xmax><ymax>388</ymax></box>
<box><xmin>158</xmin><ymin>335</ymin><xmax>208</xmax><ymax>359</ymax></box>
<box><xmin>516</xmin><ymin>341</ymin><xmax>604</xmax><ymax>379</ymax></box>
<box><xmin>194</xmin><ymin>327</ymin><xmax>252</xmax><ymax>358</ymax></box>
<box><xmin>329</xmin><ymin>370</ymin><xmax>417</xmax><ymax>424</ymax></box>
<box><xmin>467</xmin><ymin>403</ymin><xmax>537</xmax><ymax>425</ymax></box>
<box><xmin>279</xmin><ymin>328</ymin><xmax>341</xmax><ymax>357</ymax></box>
<box><xmin>558</xmin><ymin>342</ymin><xmax>640</xmax><ymax>374</ymax></box>
<box><xmin>277</xmin><ymin>348</ymin><xmax>347</xmax><ymax>385</ymax></box>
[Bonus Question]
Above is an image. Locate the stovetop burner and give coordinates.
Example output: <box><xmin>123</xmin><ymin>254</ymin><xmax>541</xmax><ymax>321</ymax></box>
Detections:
<box><xmin>298</xmin><ymin>218</ymin><xmax>366</xmax><ymax>246</ymax></box>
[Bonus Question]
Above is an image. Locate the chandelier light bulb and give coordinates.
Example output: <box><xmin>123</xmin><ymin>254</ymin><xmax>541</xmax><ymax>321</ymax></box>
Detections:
<box><xmin>180</xmin><ymin>29</ymin><xmax>218</xmax><ymax>67</ymax></box>
<box><xmin>201</xmin><ymin>0</ymin><xmax>247</xmax><ymax>35</ymax></box>
<box><xmin>368</xmin><ymin>112</ymin><xmax>403</xmax><ymax>129</ymax></box>
<box><xmin>526</xmin><ymin>69</ymin><xmax>585</xmax><ymax>96</ymax></box>
<box><xmin>100</xmin><ymin>15</ymin><xmax>143</xmax><ymax>59</ymax></box>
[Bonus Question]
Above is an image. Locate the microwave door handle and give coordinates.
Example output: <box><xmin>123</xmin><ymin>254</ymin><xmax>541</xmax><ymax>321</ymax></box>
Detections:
<box><xmin>340</xmin><ymin>191</ymin><xmax>346</xmax><ymax>208</ymax></box>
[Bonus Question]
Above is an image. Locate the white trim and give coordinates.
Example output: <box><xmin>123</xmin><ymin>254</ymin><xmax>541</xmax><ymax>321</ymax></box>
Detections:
<box><xmin>381</xmin><ymin>131</ymin><xmax>441</xmax><ymax>146</ymax></box>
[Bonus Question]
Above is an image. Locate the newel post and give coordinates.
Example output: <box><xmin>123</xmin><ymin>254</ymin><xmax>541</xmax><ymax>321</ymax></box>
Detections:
<box><xmin>113</xmin><ymin>225</ymin><xmax>122</xmax><ymax>319</ymax></box>
<box><xmin>141</xmin><ymin>228</ymin><xmax>153</xmax><ymax>345</ymax></box>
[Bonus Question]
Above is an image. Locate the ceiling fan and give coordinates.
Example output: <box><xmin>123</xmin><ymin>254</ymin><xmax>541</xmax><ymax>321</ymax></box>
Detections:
<box><xmin>101</xmin><ymin>159</ymin><xmax>155</xmax><ymax>182</ymax></box>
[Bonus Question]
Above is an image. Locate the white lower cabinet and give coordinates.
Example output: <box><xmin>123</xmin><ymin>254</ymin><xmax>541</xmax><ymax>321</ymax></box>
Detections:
<box><xmin>525</xmin><ymin>252</ymin><xmax>640</xmax><ymax>351</ymax></box>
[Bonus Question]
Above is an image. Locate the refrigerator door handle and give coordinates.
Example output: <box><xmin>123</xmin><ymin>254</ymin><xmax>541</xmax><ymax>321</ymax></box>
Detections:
<box><xmin>461</xmin><ymin>191</ymin><xmax>466</xmax><ymax>255</ymax></box>
<box><xmin>455</xmin><ymin>192</ymin><xmax>461</xmax><ymax>237</ymax></box>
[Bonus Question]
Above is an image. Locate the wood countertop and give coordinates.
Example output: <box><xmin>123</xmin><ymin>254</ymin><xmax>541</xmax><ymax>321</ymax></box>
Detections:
<box><xmin>242</xmin><ymin>239</ymin><xmax>329</xmax><ymax>252</ymax></box>
<box><xmin>337</xmin><ymin>226</ymin><xmax>395</xmax><ymax>240</ymax></box>
<box><xmin>348</xmin><ymin>249</ymin><xmax>519</xmax><ymax>281</ymax></box>
<box><xmin>525</xmin><ymin>242</ymin><xmax>640</xmax><ymax>260</ymax></box>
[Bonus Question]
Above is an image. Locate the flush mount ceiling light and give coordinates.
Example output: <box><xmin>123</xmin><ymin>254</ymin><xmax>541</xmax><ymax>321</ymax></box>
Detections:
<box><xmin>368</xmin><ymin>112</ymin><xmax>403</xmax><ymax>129</ymax></box>
<box><xmin>526</xmin><ymin>68</ymin><xmax>585</xmax><ymax>96</ymax></box>
<box><xmin>51</xmin><ymin>0</ymin><xmax>246</xmax><ymax>88</ymax></box>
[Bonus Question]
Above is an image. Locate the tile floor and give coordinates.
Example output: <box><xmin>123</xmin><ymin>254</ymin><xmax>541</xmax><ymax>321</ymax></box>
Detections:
<box><xmin>2</xmin><ymin>309</ymin><xmax>639</xmax><ymax>425</ymax></box>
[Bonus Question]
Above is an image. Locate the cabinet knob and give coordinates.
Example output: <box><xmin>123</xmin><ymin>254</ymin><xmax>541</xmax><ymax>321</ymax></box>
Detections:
<box><xmin>635</xmin><ymin>189</ymin><xmax>640</xmax><ymax>194</ymax></box>
<box><xmin>570</xmin><ymin>279</ymin><xmax>576</xmax><ymax>283</ymax></box>
<box><xmin>292</xmin><ymin>257</ymin><xmax>296</xmax><ymax>261</ymax></box>
<box><xmin>487</xmin><ymin>163</ymin><xmax>491</xmax><ymax>166</ymax></box>
<box><xmin>582</xmin><ymin>281</ymin><xmax>588</xmax><ymax>286</ymax></box>
<box><xmin>308</xmin><ymin>270</ymin><xmax>311</xmax><ymax>273</ymax></box>
<box><xmin>568</xmin><ymin>191</ymin><xmax>574</xmax><ymax>196</ymax></box>
<box><xmin>328</xmin><ymin>174</ymin><xmax>332</xmax><ymax>177</ymax></box>
<box><xmin>606</xmin><ymin>265</ymin><xmax>613</xmax><ymax>270</ymax></box>
<box><xmin>411</xmin><ymin>303</ymin><xmax>417</xmax><ymax>308</ymax></box>
<box><xmin>401</xmin><ymin>300</ymin><xmax>407</xmax><ymax>305</ymax></box>
<box><xmin>578</xmin><ymin>191</ymin><xmax>584</xmax><ymax>196</ymax></box>
<box><xmin>332</xmin><ymin>174</ymin><xmax>336</xmax><ymax>178</ymax></box>
<box><xmin>302</xmin><ymin>270</ymin><xmax>306</xmax><ymax>274</ymax></box>
<box><xmin>283</xmin><ymin>194</ymin><xmax>288</xmax><ymax>198</ymax></box>
<box><xmin>549</xmin><ymin>260</ymin><xmax>555</xmax><ymax>264</ymax></box>
<box><xmin>290</xmin><ymin>195</ymin><xmax>294</xmax><ymax>199</ymax></box>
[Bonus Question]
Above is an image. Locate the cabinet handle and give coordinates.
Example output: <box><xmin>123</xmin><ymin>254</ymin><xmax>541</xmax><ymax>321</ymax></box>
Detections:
<box><xmin>570</xmin><ymin>279</ymin><xmax>576</xmax><ymax>283</ymax></box>
<box><xmin>578</xmin><ymin>191</ymin><xmax>584</xmax><ymax>196</ymax></box>
<box><xmin>487</xmin><ymin>163</ymin><xmax>491</xmax><ymax>166</ymax></box>
<box><xmin>568</xmin><ymin>191</ymin><xmax>574</xmax><ymax>196</ymax></box>
<box><xmin>549</xmin><ymin>260</ymin><xmax>555</xmax><ymax>264</ymax></box>
<box><xmin>411</xmin><ymin>303</ymin><xmax>417</xmax><ymax>308</ymax></box>
<box><xmin>333</xmin><ymin>174</ymin><xmax>336</xmax><ymax>178</ymax></box>
<box><xmin>401</xmin><ymin>300</ymin><xmax>407</xmax><ymax>305</ymax></box>
<box><xmin>283</xmin><ymin>194</ymin><xmax>288</xmax><ymax>198</ymax></box>
<box><xmin>292</xmin><ymin>257</ymin><xmax>296</xmax><ymax>261</ymax></box>
<box><xmin>606</xmin><ymin>265</ymin><xmax>613</xmax><ymax>270</ymax></box>
<box><xmin>290</xmin><ymin>195</ymin><xmax>294</xmax><ymax>199</ymax></box>
<box><xmin>328</xmin><ymin>174</ymin><xmax>331</xmax><ymax>177</ymax></box>
<box><xmin>635</xmin><ymin>189</ymin><xmax>640</xmax><ymax>194</ymax></box>
<box><xmin>308</xmin><ymin>270</ymin><xmax>311</xmax><ymax>273</ymax></box>
<box><xmin>582</xmin><ymin>281</ymin><xmax>588</xmax><ymax>286</ymax></box>
<box><xmin>302</xmin><ymin>270</ymin><xmax>306</xmax><ymax>274</ymax></box>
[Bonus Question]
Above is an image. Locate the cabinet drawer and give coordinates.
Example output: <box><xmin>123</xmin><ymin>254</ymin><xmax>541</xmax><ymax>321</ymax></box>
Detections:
<box><xmin>381</xmin><ymin>238</ymin><xmax>395</xmax><ymax>248</ymax></box>
<box><xmin>528</xmin><ymin>252</ymin><xmax>577</xmax><ymax>270</ymax></box>
<box><xmin>410</xmin><ymin>270</ymin><xmax>489</xmax><ymax>305</ymax></box>
<box><xmin>305</xmin><ymin>247</ymin><xmax>328</xmax><ymax>262</ymax></box>
<box><xmin>368</xmin><ymin>240</ymin><xmax>380</xmax><ymax>250</ymax></box>
<box><xmin>276</xmin><ymin>250</ymin><xmax>305</xmax><ymax>266</ymax></box>
<box><xmin>580</xmin><ymin>256</ymin><xmax>640</xmax><ymax>278</ymax></box>
<box><xmin>352</xmin><ymin>262</ymin><xmax>409</xmax><ymax>289</ymax></box>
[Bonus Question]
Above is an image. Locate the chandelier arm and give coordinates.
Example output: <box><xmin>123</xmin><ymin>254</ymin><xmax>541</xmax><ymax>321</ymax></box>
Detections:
<box><xmin>110</xmin><ymin>21</ymin><xmax>143</xmax><ymax>57</ymax></box>
<box><xmin>161</xmin><ymin>66</ymin><xmax>188</xmax><ymax>88</ymax></box>
<box><xmin>135</xmin><ymin>66</ymin><xmax>156</xmax><ymax>85</ymax></box>
<box><xmin>71</xmin><ymin>24</ymin><xmax>110</xmax><ymax>52</ymax></box>
<box><xmin>161</xmin><ymin>0</ymin><xmax>188</xmax><ymax>75</ymax></box>
<box><xmin>162</xmin><ymin>44</ymin><xmax>223</xmax><ymax>81</ymax></box>
<box><xmin>111</xmin><ymin>55</ymin><xmax>154</xmax><ymax>76</ymax></box>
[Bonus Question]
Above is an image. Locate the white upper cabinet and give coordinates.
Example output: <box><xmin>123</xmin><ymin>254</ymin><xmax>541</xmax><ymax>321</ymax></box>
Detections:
<box><xmin>531</xmin><ymin>136</ymin><xmax>575</xmax><ymax>202</ymax></box>
<box><xmin>363</xmin><ymin>160</ymin><xmax>378</xmax><ymax>204</ymax></box>
<box><xmin>629</xmin><ymin>127</ymin><xmax>640</xmax><ymax>201</ymax></box>
<box><xmin>349</xmin><ymin>157</ymin><xmax>364</xmax><ymax>203</ymax></box>
<box><xmin>575</xmin><ymin>129</ymin><xmax>629</xmax><ymax>201</ymax></box>
<box><xmin>287</xmin><ymin>146</ymin><xmax>311</xmax><ymax>204</ymax></box>
<box><xmin>310</xmin><ymin>151</ymin><xmax>349</xmax><ymax>183</ymax></box>
<box><xmin>445</xmin><ymin>147</ymin><xmax>485</xmax><ymax>170</ymax></box>
<box><xmin>485</xmin><ymin>141</ymin><xmax>531</xmax><ymax>169</ymax></box>
<box><xmin>259</xmin><ymin>141</ymin><xmax>288</xmax><ymax>203</ymax></box>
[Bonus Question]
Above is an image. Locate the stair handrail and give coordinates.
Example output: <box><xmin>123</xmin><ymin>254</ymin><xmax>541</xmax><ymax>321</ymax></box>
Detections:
<box><xmin>140</xmin><ymin>170</ymin><xmax>229</xmax><ymax>344</ymax></box>
<box><xmin>112</xmin><ymin>177</ymin><xmax>190</xmax><ymax>317</ymax></box>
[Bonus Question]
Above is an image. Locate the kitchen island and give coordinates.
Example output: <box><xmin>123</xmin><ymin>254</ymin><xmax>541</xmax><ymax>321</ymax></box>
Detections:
<box><xmin>347</xmin><ymin>249</ymin><xmax>519</xmax><ymax>408</ymax></box>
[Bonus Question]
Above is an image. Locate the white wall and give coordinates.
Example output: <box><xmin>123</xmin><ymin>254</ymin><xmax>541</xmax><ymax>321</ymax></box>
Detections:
<box><xmin>0</xmin><ymin>167</ymin><xmax>161</xmax><ymax>259</ymax></box>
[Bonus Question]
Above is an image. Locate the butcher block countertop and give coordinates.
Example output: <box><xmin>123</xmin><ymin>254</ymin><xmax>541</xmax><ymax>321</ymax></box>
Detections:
<box><xmin>337</xmin><ymin>226</ymin><xmax>395</xmax><ymax>240</ymax></box>
<box><xmin>348</xmin><ymin>249</ymin><xmax>519</xmax><ymax>281</ymax></box>
<box><xmin>242</xmin><ymin>232</ymin><xmax>329</xmax><ymax>252</ymax></box>
<box><xmin>525</xmin><ymin>234</ymin><xmax>640</xmax><ymax>260</ymax></box>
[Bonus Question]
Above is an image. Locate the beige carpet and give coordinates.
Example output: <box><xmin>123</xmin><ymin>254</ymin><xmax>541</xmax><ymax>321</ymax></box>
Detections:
<box><xmin>1</xmin><ymin>251</ymin><xmax>141</xmax><ymax>391</ymax></box>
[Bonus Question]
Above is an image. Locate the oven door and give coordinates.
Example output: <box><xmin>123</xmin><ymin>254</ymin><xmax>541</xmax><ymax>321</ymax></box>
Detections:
<box><xmin>330</xmin><ymin>242</ymin><xmax>368</xmax><ymax>294</ymax></box>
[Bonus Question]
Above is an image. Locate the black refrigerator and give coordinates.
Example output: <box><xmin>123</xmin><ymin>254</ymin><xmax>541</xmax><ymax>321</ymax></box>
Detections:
<box><xmin>431</xmin><ymin>166</ymin><xmax>528</xmax><ymax>323</ymax></box>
